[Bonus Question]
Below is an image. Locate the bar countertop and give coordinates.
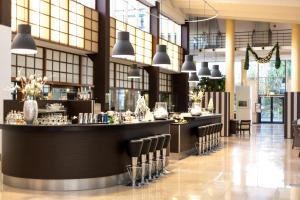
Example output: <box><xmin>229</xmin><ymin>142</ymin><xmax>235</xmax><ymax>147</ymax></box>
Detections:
<box><xmin>0</xmin><ymin>119</ymin><xmax>174</xmax><ymax>191</ymax></box>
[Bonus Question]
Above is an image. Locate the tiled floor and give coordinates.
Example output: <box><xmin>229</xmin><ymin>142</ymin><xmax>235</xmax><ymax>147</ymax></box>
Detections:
<box><xmin>1</xmin><ymin>124</ymin><xmax>300</xmax><ymax>200</ymax></box>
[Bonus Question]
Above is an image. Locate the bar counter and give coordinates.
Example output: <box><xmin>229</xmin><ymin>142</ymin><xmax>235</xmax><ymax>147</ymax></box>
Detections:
<box><xmin>0</xmin><ymin>120</ymin><xmax>173</xmax><ymax>191</ymax></box>
<box><xmin>170</xmin><ymin>114</ymin><xmax>222</xmax><ymax>158</ymax></box>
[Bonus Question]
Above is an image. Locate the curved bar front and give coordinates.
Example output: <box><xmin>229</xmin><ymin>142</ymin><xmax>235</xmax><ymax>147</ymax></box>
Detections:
<box><xmin>0</xmin><ymin>120</ymin><xmax>173</xmax><ymax>191</ymax></box>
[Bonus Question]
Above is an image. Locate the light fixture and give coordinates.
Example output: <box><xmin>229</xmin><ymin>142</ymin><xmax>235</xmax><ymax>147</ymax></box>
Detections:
<box><xmin>210</xmin><ymin>65</ymin><xmax>222</xmax><ymax>79</ymax></box>
<box><xmin>181</xmin><ymin>55</ymin><xmax>196</xmax><ymax>73</ymax></box>
<box><xmin>11</xmin><ymin>24</ymin><xmax>37</xmax><ymax>55</ymax></box>
<box><xmin>128</xmin><ymin>64</ymin><xmax>140</xmax><ymax>79</ymax></box>
<box><xmin>112</xmin><ymin>31</ymin><xmax>135</xmax><ymax>59</ymax></box>
<box><xmin>152</xmin><ymin>45</ymin><xmax>171</xmax><ymax>67</ymax></box>
<box><xmin>188</xmin><ymin>72</ymin><xmax>199</xmax><ymax>82</ymax></box>
<box><xmin>198</xmin><ymin>62</ymin><xmax>211</xmax><ymax>77</ymax></box>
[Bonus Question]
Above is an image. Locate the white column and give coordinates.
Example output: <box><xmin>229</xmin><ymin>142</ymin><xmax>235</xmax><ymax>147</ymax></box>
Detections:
<box><xmin>0</xmin><ymin>25</ymin><xmax>12</xmax><ymax>154</ymax></box>
<box><xmin>291</xmin><ymin>24</ymin><xmax>300</xmax><ymax>92</ymax></box>
<box><xmin>225</xmin><ymin>19</ymin><xmax>235</xmax><ymax>119</ymax></box>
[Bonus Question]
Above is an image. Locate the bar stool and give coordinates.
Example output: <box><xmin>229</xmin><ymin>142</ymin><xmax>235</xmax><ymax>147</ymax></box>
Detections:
<box><xmin>217</xmin><ymin>123</ymin><xmax>223</xmax><ymax>146</ymax></box>
<box><xmin>206</xmin><ymin>125</ymin><xmax>212</xmax><ymax>152</ymax></box>
<box><xmin>140</xmin><ymin>138</ymin><xmax>151</xmax><ymax>185</ymax></box>
<box><xmin>155</xmin><ymin>135</ymin><xmax>165</xmax><ymax>178</ymax></box>
<box><xmin>197</xmin><ymin>126</ymin><xmax>205</xmax><ymax>155</ymax></box>
<box><xmin>161</xmin><ymin>134</ymin><xmax>171</xmax><ymax>174</ymax></box>
<box><xmin>212</xmin><ymin>124</ymin><xmax>218</xmax><ymax>149</ymax></box>
<box><xmin>147</xmin><ymin>136</ymin><xmax>158</xmax><ymax>181</ymax></box>
<box><xmin>128</xmin><ymin>139</ymin><xmax>144</xmax><ymax>187</ymax></box>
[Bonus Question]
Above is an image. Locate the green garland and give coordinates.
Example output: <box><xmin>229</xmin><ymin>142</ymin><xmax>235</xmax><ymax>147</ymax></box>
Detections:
<box><xmin>244</xmin><ymin>43</ymin><xmax>281</xmax><ymax>70</ymax></box>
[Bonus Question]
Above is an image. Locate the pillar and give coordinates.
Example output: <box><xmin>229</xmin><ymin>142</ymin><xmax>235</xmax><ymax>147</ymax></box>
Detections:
<box><xmin>93</xmin><ymin>0</ymin><xmax>110</xmax><ymax>111</ymax></box>
<box><xmin>225</xmin><ymin>19</ymin><xmax>235</xmax><ymax>119</ymax></box>
<box><xmin>147</xmin><ymin>2</ymin><xmax>160</xmax><ymax>110</ymax></box>
<box><xmin>291</xmin><ymin>24</ymin><xmax>300</xmax><ymax>92</ymax></box>
<box><xmin>241</xmin><ymin>59</ymin><xmax>248</xmax><ymax>86</ymax></box>
<box><xmin>0</xmin><ymin>0</ymin><xmax>11</xmax><ymax>154</ymax></box>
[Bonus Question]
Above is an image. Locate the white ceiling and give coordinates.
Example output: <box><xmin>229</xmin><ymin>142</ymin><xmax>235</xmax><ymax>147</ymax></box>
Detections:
<box><xmin>170</xmin><ymin>0</ymin><xmax>300</xmax><ymax>24</ymax></box>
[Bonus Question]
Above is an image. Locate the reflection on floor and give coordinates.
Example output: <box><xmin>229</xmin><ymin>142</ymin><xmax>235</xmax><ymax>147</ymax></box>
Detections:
<box><xmin>1</xmin><ymin>124</ymin><xmax>300</xmax><ymax>200</ymax></box>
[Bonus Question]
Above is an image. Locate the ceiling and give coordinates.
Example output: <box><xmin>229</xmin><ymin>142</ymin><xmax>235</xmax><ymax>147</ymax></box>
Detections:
<box><xmin>170</xmin><ymin>0</ymin><xmax>300</xmax><ymax>24</ymax></box>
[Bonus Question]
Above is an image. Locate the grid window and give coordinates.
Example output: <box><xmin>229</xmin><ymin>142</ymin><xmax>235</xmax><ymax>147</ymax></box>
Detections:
<box><xmin>11</xmin><ymin>0</ymin><xmax>99</xmax><ymax>53</ymax></box>
<box><xmin>45</xmin><ymin>49</ymin><xmax>80</xmax><ymax>84</ymax></box>
<box><xmin>160</xmin><ymin>39</ymin><xmax>184</xmax><ymax>72</ymax></box>
<box><xmin>11</xmin><ymin>47</ymin><xmax>44</xmax><ymax>78</ymax></box>
<box><xmin>160</xmin><ymin>14</ymin><xmax>181</xmax><ymax>46</ymax></box>
<box><xmin>159</xmin><ymin>73</ymin><xmax>172</xmax><ymax>93</ymax></box>
<box><xmin>81</xmin><ymin>56</ymin><xmax>94</xmax><ymax>85</ymax></box>
<box><xmin>111</xmin><ymin>18</ymin><xmax>152</xmax><ymax>65</ymax></box>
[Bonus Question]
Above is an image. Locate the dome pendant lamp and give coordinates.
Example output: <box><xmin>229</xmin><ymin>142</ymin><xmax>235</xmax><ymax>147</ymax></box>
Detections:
<box><xmin>188</xmin><ymin>72</ymin><xmax>199</xmax><ymax>83</ymax></box>
<box><xmin>198</xmin><ymin>61</ymin><xmax>211</xmax><ymax>77</ymax></box>
<box><xmin>128</xmin><ymin>64</ymin><xmax>140</xmax><ymax>79</ymax></box>
<box><xmin>181</xmin><ymin>55</ymin><xmax>196</xmax><ymax>73</ymax></box>
<box><xmin>112</xmin><ymin>31</ymin><xmax>135</xmax><ymax>59</ymax></box>
<box><xmin>210</xmin><ymin>65</ymin><xmax>222</xmax><ymax>79</ymax></box>
<box><xmin>152</xmin><ymin>44</ymin><xmax>171</xmax><ymax>67</ymax></box>
<box><xmin>11</xmin><ymin>24</ymin><xmax>37</xmax><ymax>55</ymax></box>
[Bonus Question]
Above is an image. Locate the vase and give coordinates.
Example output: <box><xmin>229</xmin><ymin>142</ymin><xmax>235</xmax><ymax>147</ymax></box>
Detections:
<box><xmin>23</xmin><ymin>98</ymin><xmax>38</xmax><ymax>124</ymax></box>
<box><xmin>190</xmin><ymin>102</ymin><xmax>202</xmax><ymax>116</ymax></box>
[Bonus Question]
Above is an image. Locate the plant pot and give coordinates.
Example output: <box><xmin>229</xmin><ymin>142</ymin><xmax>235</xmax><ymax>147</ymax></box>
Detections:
<box><xmin>23</xmin><ymin>98</ymin><xmax>38</xmax><ymax>124</ymax></box>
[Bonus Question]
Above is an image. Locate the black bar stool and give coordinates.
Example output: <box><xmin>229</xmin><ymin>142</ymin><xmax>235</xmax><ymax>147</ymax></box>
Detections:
<box><xmin>155</xmin><ymin>135</ymin><xmax>165</xmax><ymax>178</ymax></box>
<box><xmin>161</xmin><ymin>134</ymin><xmax>171</xmax><ymax>174</ymax></box>
<box><xmin>147</xmin><ymin>136</ymin><xmax>158</xmax><ymax>181</ymax></box>
<box><xmin>128</xmin><ymin>139</ymin><xmax>144</xmax><ymax>187</ymax></box>
<box><xmin>140</xmin><ymin>138</ymin><xmax>151</xmax><ymax>185</ymax></box>
<box><xmin>197</xmin><ymin>126</ymin><xmax>205</xmax><ymax>155</ymax></box>
<box><xmin>218</xmin><ymin>123</ymin><xmax>223</xmax><ymax>146</ymax></box>
<box><xmin>206</xmin><ymin>125</ymin><xmax>212</xmax><ymax>152</ymax></box>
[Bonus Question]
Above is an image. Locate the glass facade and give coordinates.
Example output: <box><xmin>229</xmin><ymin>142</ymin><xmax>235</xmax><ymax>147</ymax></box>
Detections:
<box><xmin>160</xmin><ymin>15</ymin><xmax>182</xmax><ymax>46</ymax></box>
<box><xmin>110</xmin><ymin>0</ymin><xmax>150</xmax><ymax>32</ymax></box>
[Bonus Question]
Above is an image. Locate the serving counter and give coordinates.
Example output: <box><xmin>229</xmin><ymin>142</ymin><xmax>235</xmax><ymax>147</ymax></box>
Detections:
<box><xmin>170</xmin><ymin>114</ymin><xmax>222</xmax><ymax>159</ymax></box>
<box><xmin>0</xmin><ymin>120</ymin><xmax>173</xmax><ymax>191</ymax></box>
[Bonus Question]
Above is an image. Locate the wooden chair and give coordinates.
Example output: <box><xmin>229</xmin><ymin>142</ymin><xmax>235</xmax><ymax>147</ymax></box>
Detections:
<box><xmin>239</xmin><ymin>120</ymin><xmax>251</xmax><ymax>136</ymax></box>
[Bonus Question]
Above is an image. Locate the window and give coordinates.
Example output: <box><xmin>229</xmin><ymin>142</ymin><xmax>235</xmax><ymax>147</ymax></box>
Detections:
<box><xmin>11</xmin><ymin>0</ymin><xmax>99</xmax><ymax>52</ymax></box>
<box><xmin>109</xmin><ymin>62</ymin><xmax>149</xmax><ymax>111</ymax></box>
<box><xmin>76</xmin><ymin>0</ymin><xmax>95</xmax><ymax>9</ymax></box>
<box><xmin>11</xmin><ymin>47</ymin><xmax>44</xmax><ymax>78</ymax></box>
<box><xmin>110</xmin><ymin>18</ymin><xmax>152</xmax><ymax>65</ymax></box>
<box><xmin>81</xmin><ymin>56</ymin><xmax>94</xmax><ymax>85</ymax></box>
<box><xmin>160</xmin><ymin>15</ymin><xmax>182</xmax><ymax>46</ymax></box>
<box><xmin>159</xmin><ymin>72</ymin><xmax>173</xmax><ymax>109</ymax></box>
<box><xmin>110</xmin><ymin>0</ymin><xmax>150</xmax><ymax>32</ymax></box>
<box><xmin>45</xmin><ymin>49</ymin><xmax>80</xmax><ymax>84</ymax></box>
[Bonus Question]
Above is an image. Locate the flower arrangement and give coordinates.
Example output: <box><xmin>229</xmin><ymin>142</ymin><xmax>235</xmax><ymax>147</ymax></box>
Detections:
<box><xmin>135</xmin><ymin>95</ymin><xmax>150</xmax><ymax>121</ymax></box>
<box><xmin>16</xmin><ymin>74</ymin><xmax>47</xmax><ymax>100</ymax></box>
<box><xmin>189</xmin><ymin>89</ymin><xmax>204</xmax><ymax>102</ymax></box>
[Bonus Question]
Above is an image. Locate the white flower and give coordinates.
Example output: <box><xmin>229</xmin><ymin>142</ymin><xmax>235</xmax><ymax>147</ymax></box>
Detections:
<box><xmin>29</xmin><ymin>75</ymin><xmax>35</xmax><ymax>80</ymax></box>
<box><xmin>16</xmin><ymin>76</ymin><xmax>21</xmax><ymax>81</ymax></box>
<box><xmin>43</xmin><ymin>76</ymin><xmax>48</xmax><ymax>82</ymax></box>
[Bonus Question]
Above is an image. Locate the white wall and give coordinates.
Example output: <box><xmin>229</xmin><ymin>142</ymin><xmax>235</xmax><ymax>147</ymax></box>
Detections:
<box><xmin>0</xmin><ymin>25</ymin><xmax>12</xmax><ymax>154</ymax></box>
<box><xmin>236</xmin><ymin>85</ymin><xmax>252</xmax><ymax>121</ymax></box>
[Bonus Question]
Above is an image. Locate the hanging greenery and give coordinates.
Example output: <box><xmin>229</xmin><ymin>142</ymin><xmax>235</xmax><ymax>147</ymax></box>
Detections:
<box><xmin>244</xmin><ymin>43</ymin><xmax>281</xmax><ymax>70</ymax></box>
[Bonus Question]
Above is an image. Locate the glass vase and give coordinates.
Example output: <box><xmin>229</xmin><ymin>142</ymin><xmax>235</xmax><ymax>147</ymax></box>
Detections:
<box><xmin>190</xmin><ymin>102</ymin><xmax>202</xmax><ymax>116</ymax></box>
<box><xmin>23</xmin><ymin>97</ymin><xmax>38</xmax><ymax>124</ymax></box>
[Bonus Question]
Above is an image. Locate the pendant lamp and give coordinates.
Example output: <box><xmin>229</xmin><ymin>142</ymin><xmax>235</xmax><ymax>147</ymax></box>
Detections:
<box><xmin>181</xmin><ymin>55</ymin><xmax>196</xmax><ymax>73</ymax></box>
<box><xmin>210</xmin><ymin>65</ymin><xmax>222</xmax><ymax>79</ymax></box>
<box><xmin>198</xmin><ymin>61</ymin><xmax>211</xmax><ymax>77</ymax></box>
<box><xmin>112</xmin><ymin>31</ymin><xmax>135</xmax><ymax>59</ymax></box>
<box><xmin>152</xmin><ymin>45</ymin><xmax>171</xmax><ymax>67</ymax></box>
<box><xmin>188</xmin><ymin>72</ymin><xmax>199</xmax><ymax>82</ymax></box>
<box><xmin>11</xmin><ymin>24</ymin><xmax>37</xmax><ymax>55</ymax></box>
<box><xmin>128</xmin><ymin>64</ymin><xmax>140</xmax><ymax>79</ymax></box>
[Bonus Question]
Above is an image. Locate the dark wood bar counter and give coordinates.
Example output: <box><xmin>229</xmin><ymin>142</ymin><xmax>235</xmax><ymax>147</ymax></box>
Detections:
<box><xmin>0</xmin><ymin>120</ymin><xmax>173</xmax><ymax>191</ymax></box>
<box><xmin>170</xmin><ymin>114</ymin><xmax>222</xmax><ymax>158</ymax></box>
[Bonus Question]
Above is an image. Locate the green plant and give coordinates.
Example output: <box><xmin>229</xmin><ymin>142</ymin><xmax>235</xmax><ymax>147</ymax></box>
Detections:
<box><xmin>197</xmin><ymin>76</ymin><xmax>225</xmax><ymax>92</ymax></box>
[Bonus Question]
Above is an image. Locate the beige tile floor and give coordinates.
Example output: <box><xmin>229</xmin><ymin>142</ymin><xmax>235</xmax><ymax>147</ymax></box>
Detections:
<box><xmin>1</xmin><ymin>124</ymin><xmax>300</xmax><ymax>200</ymax></box>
